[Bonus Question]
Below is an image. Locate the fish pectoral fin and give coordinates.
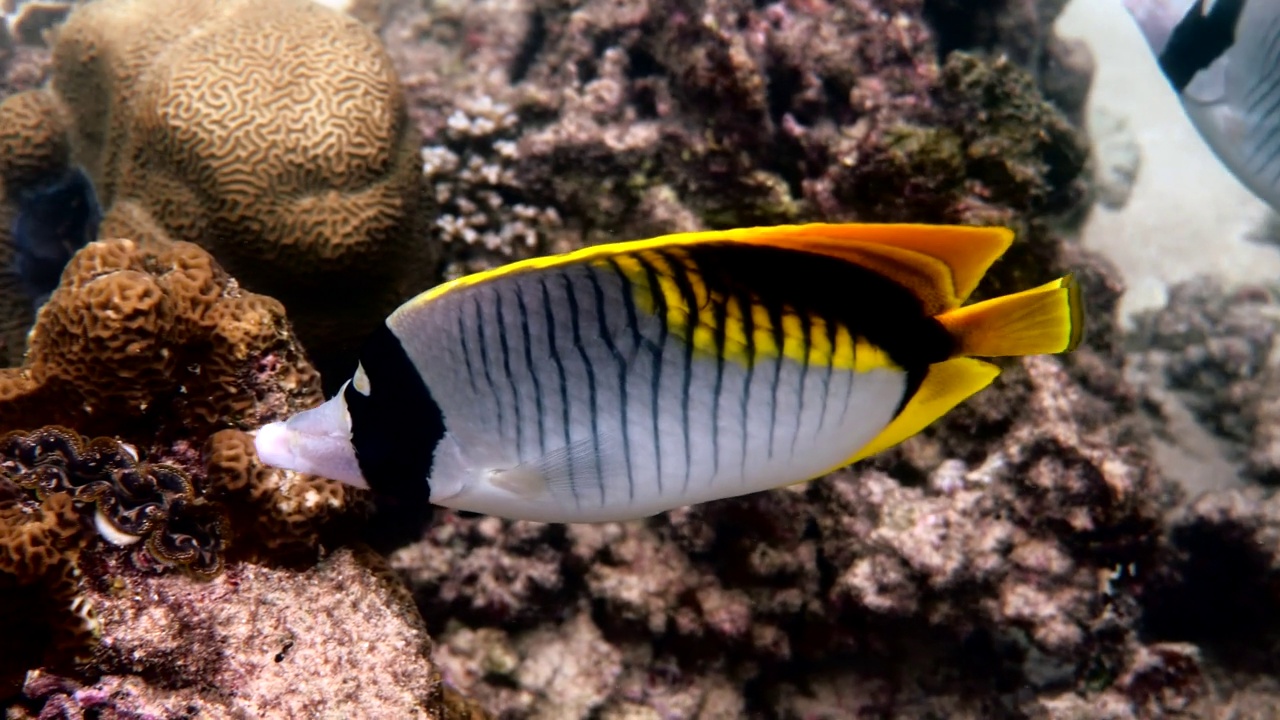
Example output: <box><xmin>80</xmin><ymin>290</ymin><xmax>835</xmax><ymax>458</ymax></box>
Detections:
<box><xmin>718</xmin><ymin>223</ymin><xmax>1015</xmax><ymax>314</ymax></box>
<box><xmin>488</xmin><ymin>465</ymin><xmax>551</xmax><ymax>498</ymax></box>
<box><xmin>499</xmin><ymin>434</ymin><xmax>621</xmax><ymax>505</ymax></box>
<box><xmin>844</xmin><ymin>357</ymin><xmax>1002</xmax><ymax>465</ymax></box>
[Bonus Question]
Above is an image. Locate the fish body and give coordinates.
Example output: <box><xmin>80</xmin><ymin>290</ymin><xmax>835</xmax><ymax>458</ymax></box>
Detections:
<box><xmin>1124</xmin><ymin>0</ymin><xmax>1280</xmax><ymax>210</ymax></box>
<box><xmin>254</xmin><ymin>223</ymin><xmax>1083</xmax><ymax>523</ymax></box>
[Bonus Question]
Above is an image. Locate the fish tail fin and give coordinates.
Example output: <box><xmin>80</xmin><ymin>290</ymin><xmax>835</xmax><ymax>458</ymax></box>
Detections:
<box><xmin>936</xmin><ymin>274</ymin><xmax>1084</xmax><ymax>357</ymax></box>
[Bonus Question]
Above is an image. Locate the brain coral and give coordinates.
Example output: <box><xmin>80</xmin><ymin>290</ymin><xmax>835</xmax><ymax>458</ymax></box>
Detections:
<box><xmin>41</xmin><ymin>0</ymin><xmax>434</xmax><ymax>378</ymax></box>
<box><xmin>0</xmin><ymin>237</ymin><xmax>321</xmax><ymax>443</ymax></box>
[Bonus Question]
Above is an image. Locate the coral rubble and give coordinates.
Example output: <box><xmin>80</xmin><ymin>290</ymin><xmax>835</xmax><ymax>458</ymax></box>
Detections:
<box><xmin>393</xmin><ymin>353</ymin><xmax>1196</xmax><ymax>718</ymax></box>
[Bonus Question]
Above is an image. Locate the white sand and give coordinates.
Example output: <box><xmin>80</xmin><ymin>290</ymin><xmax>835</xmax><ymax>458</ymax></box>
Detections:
<box><xmin>1057</xmin><ymin>0</ymin><xmax>1280</xmax><ymax>322</ymax></box>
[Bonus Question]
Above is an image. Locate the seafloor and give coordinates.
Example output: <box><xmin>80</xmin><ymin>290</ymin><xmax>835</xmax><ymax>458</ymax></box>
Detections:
<box><xmin>2</xmin><ymin>0</ymin><xmax>1280</xmax><ymax>718</ymax></box>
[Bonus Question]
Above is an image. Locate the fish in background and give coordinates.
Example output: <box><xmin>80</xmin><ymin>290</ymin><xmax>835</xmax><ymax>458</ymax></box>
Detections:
<box><xmin>10</xmin><ymin>166</ymin><xmax>101</xmax><ymax>306</ymax></box>
<box><xmin>1123</xmin><ymin>0</ymin><xmax>1280</xmax><ymax>210</ymax></box>
<box><xmin>254</xmin><ymin>223</ymin><xmax>1083</xmax><ymax>523</ymax></box>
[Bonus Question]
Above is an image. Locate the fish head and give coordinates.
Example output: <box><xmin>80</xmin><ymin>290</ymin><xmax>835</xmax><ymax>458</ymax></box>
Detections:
<box><xmin>253</xmin><ymin>384</ymin><xmax>368</xmax><ymax>487</ymax></box>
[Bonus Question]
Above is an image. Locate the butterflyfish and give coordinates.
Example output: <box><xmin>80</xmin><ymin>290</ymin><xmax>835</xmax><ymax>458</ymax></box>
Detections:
<box><xmin>254</xmin><ymin>223</ymin><xmax>1084</xmax><ymax>523</ymax></box>
<box><xmin>1124</xmin><ymin>0</ymin><xmax>1280</xmax><ymax>211</ymax></box>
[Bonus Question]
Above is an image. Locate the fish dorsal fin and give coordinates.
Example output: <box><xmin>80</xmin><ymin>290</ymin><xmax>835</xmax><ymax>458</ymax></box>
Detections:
<box><xmin>398</xmin><ymin>223</ymin><xmax>1014</xmax><ymax>319</ymax></box>
<box><xmin>712</xmin><ymin>223</ymin><xmax>1014</xmax><ymax>315</ymax></box>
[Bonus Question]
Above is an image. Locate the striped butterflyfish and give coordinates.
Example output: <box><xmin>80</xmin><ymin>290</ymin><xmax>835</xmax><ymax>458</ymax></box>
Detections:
<box><xmin>254</xmin><ymin>223</ymin><xmax>1084</xmax><ymax>523</ymax></box>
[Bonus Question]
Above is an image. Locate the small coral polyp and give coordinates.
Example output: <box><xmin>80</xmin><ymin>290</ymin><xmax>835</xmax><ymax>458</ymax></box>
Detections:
<box><xmin>0</xmin><ymin>426</ymin><xmax>226</xmax><ymax>576</ymax></box>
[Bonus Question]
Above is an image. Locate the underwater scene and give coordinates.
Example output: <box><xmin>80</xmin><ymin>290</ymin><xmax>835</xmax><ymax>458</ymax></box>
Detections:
<box><xmin>2</xmin><ymin>0</ymin><xmax>1279</xmax><ymax>717</ymax></box>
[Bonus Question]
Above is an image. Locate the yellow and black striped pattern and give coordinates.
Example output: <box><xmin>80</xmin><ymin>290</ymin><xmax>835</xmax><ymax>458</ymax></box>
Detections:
<box><xmin>603</xmin><ymin>247</ymin><xmax>896</xmax><ymax>376</ymax></box>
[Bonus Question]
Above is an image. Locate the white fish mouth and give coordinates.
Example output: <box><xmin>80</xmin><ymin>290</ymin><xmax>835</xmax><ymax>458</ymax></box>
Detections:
<box><xmin>252</xmin><ymin>393</ymin><xmax>369</xmax><ymax>488</ymax></box>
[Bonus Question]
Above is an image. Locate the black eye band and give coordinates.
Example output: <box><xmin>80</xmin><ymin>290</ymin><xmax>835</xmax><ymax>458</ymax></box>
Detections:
<box><xmin>344</xmin><ymin>323</ymin><xmax>445</xmax><ymax>502</ymax></box>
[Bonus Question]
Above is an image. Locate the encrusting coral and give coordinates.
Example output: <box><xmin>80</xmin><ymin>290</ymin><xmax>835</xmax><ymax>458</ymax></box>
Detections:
<box><xmin>0</xmin><ymin>0</ymin><xmax>436</xmax><ymax>380</ymax></box>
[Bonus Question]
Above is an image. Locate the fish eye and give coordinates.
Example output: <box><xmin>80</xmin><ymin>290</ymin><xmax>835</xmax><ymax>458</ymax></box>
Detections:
<box><xmin>353</xmin><ymin>364</ymin><xmax>371</xmax><ymax>396</ymax></box>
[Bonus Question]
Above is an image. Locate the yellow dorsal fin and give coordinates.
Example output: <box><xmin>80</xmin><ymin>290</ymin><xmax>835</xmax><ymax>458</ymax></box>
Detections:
<box><xmin>397</xmin><ymin>223</ymin><xmax>1015</xmax><ymax>318</ymax></box>
<box><xmin>715</xmin><ymin>223</ymin><xmax>1015</xmax><ymax>314</ymax></box>
<box><xmin>842</xmin><ymin>357</ymin><xmax>1002</xmax><ymax>466</ymax></box>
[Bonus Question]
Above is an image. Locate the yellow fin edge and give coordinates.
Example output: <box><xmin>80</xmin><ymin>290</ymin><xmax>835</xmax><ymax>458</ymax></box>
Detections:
<box><xmin>842</xmin><ymin>357</ymin><xmax>1002</xmax><ymax>466</ymax></box>
<box><xmin>398</xmin><ymin>223</ymin><xmax>1017</xmax><ymax>317</ymax></box>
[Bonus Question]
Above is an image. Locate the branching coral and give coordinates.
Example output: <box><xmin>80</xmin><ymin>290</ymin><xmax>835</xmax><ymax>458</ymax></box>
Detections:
<box><xmin>0</xmin><ymin>0</ymin><xmax>438</xmax><ymax>380</ymax></box>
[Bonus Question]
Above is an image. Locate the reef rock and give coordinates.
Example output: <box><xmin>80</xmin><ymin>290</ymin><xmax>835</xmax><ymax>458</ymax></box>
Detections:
<box><xmin>9</xmin><ymin>547</ymin><xmax>482</xmax><ymax>720</ymax></box>
<box><xmin>383</xmin><ymin>0</ymin><xmax>1089</xmax><ymax>280</ymax></box>
<box><xmin>390</xmin><ymin>349</ymin><xmax>1195</xmax><ymax>717</ymax></box>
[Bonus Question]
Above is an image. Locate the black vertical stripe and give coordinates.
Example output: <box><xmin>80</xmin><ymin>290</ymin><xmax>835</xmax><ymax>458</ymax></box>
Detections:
<box><xmin>458</xmin><ymin>310</ymin><xmax>479</xmax><ymax>395</ymax></box>
<box><xmin>346</xmin><ymin>323</ymin><xmax>443</xmax><ymax>505</ymax></box>
<box><xmin>817</xmin><ymin>314</ymin><xmax>838</xmax><ymax>433</ymax></box>
<box><xmin>606</xmin><ymin>257</ymin><xmax>645</xmax><ymax>364</ymax></box>
<box><xmin>473</xmin><ymin>295</ymin><xmax>505</xmax><ymax>436</ymax></box>
<box><xmin>709</xmin><ymin>281</ymin><xmax>730</xmax><ymax>480</ymax></box>
<box><xmin>635</xmin><ymin>253</ymin><xmax>667</xmax><ymax>493</ymax></box>
<box><xmin>764</xmin><ymin>299</ymin><xmax>787</xmax><ymax>459</ymax></box>
<box><xmin>737</xmin><ymin>288</ymin><xmax>756</xmax><ymax>480</ymax></box>
<box><xmin>563</xmin><ymin>272</ymin><xmax>605</xmax><ymax>506</ymax></box>
<box><xmin>790</xmin><ymin>309</ymin><xmax>812</xmax><ymax>457</ymax></box>
<box><xmin>588</xmin><ymin>265</ymin><xmax>634</xmax><ymax>502</ymax></box>
<box><xmin>494</xmin><ymin>286</ymin><xmax>523</xmax><ymax>460</ymax></box>
<box><xmin>541</xmin><ymin>277</ymin><xmax>578</xmax><ymax>508</ymax></box>
<box><xmin>661</xmin><ymin>249</ymin><xmax>699</xmax><ymax>493</ymax></box>
<box><xmin>515</xmin><ymin>284</ymin><xmax>547</xmax><ymax>456</ymax></box>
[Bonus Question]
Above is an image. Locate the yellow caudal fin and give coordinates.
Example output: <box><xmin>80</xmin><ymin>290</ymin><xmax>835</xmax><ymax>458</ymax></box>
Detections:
<box><xmin>717</xmin><ymin>223</ymin><xmax>1015</xmax><ymax>316</ymax></box>
<box><xmin>843</xmin><ymin>357</ymin><xmax>1001</xmax><ymax>464</ymax></box>
<box><xmin>936</xmin><ymin>274</ymin><xmax>1084</xmax><ymax>357</ymax></box>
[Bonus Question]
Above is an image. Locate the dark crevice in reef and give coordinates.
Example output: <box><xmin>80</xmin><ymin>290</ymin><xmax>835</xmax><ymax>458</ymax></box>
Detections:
<box><xmin>1140</xmin><ymin>518</ymin><xmax>1280</xmax><ymax>676</ymax></box>
<box><xmin>509</xmin><ymin>9</ymin><xmax>547</xmax><ymax>84</ymax></box>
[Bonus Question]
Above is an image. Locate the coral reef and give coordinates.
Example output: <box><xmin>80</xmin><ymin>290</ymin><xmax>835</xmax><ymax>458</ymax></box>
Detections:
<box><xmin>922</xmin><ymin>0</ymin><xmax>1095</xmax><ymax>124</ymax></box>
<box><xmin>0</xmin><ymin>0</ymin><xmax>436</xmax><ymax>381</ymax></box>
<box><xmin>0</xmin><ymin>234</ymin><xmax>401</xmax><ymax>709</ymax></box>
<box><xmin>7</xmin><ymin>547</ymin><xmax>487</xmax><ymax>719</ymax></box>
<box><xmin>382</xmin><ymin>0</ymin><xmax>1089</xmax><ymax>279</ymax></box>
<box><xmin>0</xmin><ymin>237</ymin><xmax>320</xmax><ymax>442</ymax></box>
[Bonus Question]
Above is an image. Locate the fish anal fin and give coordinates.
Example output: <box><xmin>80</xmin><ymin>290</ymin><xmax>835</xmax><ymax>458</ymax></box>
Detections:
<box><xmin>843</xmin><ymin>357</ymin><xmax>1002</xmax><ymax>465</ymax></box>
<box><xmin>720</xmin><ymin>223</ymin><xmax>1015</xmax><ymax>312</ymax></box>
